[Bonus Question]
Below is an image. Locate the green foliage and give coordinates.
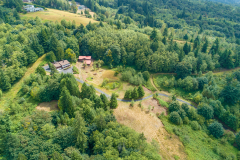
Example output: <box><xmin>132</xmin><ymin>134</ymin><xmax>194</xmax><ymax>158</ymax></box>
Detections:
<box><xmin>138</xmin><ymin>85</ymin><xmax>145</xmax><ymax>98</ymax></box>
<box><xmin>169</xmin><ymin>101</ymin><xmax>181</xmax><ymax>112</ymax></box>
<box><xmin>190</xmin><ymin>121</ymin><xmax>200</xmax><ymax>131</ymax></box>
<box><xmin>110</xmin><ymin>93</ymin><xmax>118</xmax><ymax>109</ymax></box>
<box><xmin>46</xmin><ymin>51</ymin><xmax>56</xmax><ymax>62</ymax></box>
<box><xmin>0</xmin><ymin>89</ymin><xmax>2</xmax><ymax>99</ymax></box>
<box><xmin>156</xmin><ymin>97</ymin><xmax>169</xmax><ymax>108</ymax></box>
<box><xmin>36</xmin><ymin>66</ymin><xmax>46</xmax><ymax>76</ymax></box>
<box><xmin>73</xmin><ymin>66</ymin><xmax>79</xmax><ymax>74</ymax></box>
<box><xmin>131</xmin><ymin>87</ymin><xmax>139</xmax><ymax>99</ymax></box>
<box><xmin>197</xmin><ymin>103</ymin><xmax>214</xmax><ymax>120</ymax></box>
<box><xmin>169</xmin><ymin>111</ymin><xmax>182</xmax><ymax>125</ymax></box>
<box><xmin>208</xmin><ymin>122</ymin><xmax>224</xmax><ymax>138</ymax></box>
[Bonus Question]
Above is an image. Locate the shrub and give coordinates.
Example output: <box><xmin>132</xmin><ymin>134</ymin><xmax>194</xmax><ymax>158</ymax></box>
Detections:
<box><xmin>73</xmin><ymin>66</ymin><xmax>79</xmax><ymax>74</ymax></box>
<box><xmin>212</xmin><ymin>146</ymin><xmax>220</xmax><ymax>155</ymax></box>
<box><xmin>156</xmin><ymin>97</ymin><xmax>168</xmax><ymax>107</ymax></box>
<box><xmin>0</xmin><ymin>89</ymin><xmax>2</xmax><ymax>99</ymax></box>
<box><xmin>182</xmin><ymin>135</ymin><xmax>190</xmax><ymax>145</ymax></box>
<box><xmin>114</xmin><ymin>71</ymin><xmax>119</xmax><ymax>76</ymax></box>
<box><xmin>17</xmin><ymin>97</ymin><xmax>25</xmax><ymax>104</ymax></box>
<box><xmin>178</xmin><ymin>109</ymin><xmax>186</xmax><ymax>119</ymax></box>
<box><xmin>197</xmin><ymin>103</ymin><xmax>214</xmax><ymax>120</ymax></box>
<box><xmin>183</xmin><ymin>117</ymin><xmax>189</xmax><ymax>124</ymax></box>
<box><xmin>223</xmin><ymin>131</ymin><xmax>235</xmax><ymax>144</ymax></box>
<box><xmin>208</xmin><ymin>122</ymin><xmax>224</xmax><ymax>138</ymax></box>
<box><xmin>191</xmin><ymin>121</ymin><xmax>200</xmax><ymax>130</ymax></box>
<box><xmin>169</xmin><ymin>101</ymin><xmax>181</xmax><ymax>112</ymax></box>
<box><xmin>142</xmin><ymin>71</ymin><xmax>150</xmax><ymax>81</ymax></box>
<box><xmin>169</xmin><ymin>111</ymin><xmax>182</xmax><ymax>125</ymax></box>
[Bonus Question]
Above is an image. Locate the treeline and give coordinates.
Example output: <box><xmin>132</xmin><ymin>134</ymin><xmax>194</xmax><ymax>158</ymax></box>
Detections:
<box><xmin>78</xmin><ymin>23</ymin><xmax>240</xmax><ymax>75</ymax></box>
<box><xmin>76</xmin><ymin>0</ymin><xmax>240</xmax><ymax>40</ymax></box>
<box><xmin>0</xmin><ymin>72</ymin><xmax>161</xmax><ymax>159</ymax></box>
<box><xmin>157</xmin><ymin>70</ymin><xmax>240</xmax><ymax>131</ymax></box>
<box><xmin>0</xmin><ymin>17</ymin><xmax>80</xmax><ymax>91</ymax></box>
<box><xmin>33</xmin><ymin>0</ymin><xmax>71</xmax><ymax>11</ymax></box>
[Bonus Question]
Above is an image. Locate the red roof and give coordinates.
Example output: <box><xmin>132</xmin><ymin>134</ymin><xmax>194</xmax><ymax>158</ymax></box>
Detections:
<box><xmin>79</xmin><ymin>56</ymin><xmax>91</xmax><ymax>60</ymax></box>
<box><xmin>85</xmin><ymin>60</ymin><xmax>91</xmax><ymax>65</ymax></box>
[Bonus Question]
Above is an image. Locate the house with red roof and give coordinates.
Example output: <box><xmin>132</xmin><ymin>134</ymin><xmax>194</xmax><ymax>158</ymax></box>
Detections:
<box><xmin>78</xmin><ymin>56</ymin><xmax>92</xmax><ymax>66</ymax></box>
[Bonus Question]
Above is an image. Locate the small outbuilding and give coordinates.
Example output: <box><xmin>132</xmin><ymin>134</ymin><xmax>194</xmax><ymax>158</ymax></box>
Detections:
<box><xmin>78</xmin><ymin>56</ymin><xmax>92</xmax><ymax>66</ymax></box>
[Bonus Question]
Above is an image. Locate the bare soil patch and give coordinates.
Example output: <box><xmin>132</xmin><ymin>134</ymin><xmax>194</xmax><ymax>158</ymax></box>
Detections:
<box><xmin>114</xmin><ymin>101</ymin><xmax>187</xmax><ymax>160</ymax></box>
<box><xmin>36</xmin><ymin>100</ymin><xmax>58</xmax><ymax>112</ymax></box>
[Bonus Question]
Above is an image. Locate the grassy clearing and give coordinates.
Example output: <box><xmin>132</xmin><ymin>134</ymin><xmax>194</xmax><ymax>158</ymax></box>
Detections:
<box><xmin>36</xmin><ymin>100</ymin><xmax>58</xmax><ymax>112</ymax></box>
<box><xmin>153</xmin><ymin>74</ymin><xmax>198</xmax><ymax>101</ymax></box>
<box><xmin>0</xmin><ymin>54</ymin><xmax>46</xmax><ymax>111</ymax></box>
<box><xmin>144</xmin><ymin>79</ymin><xmax>157</xmax><ymax>92</ymax></box>
<box><xmin>160</xmin><ymin>116</ymin><xmax>238</xmax><ymax>160</ymax></box>
<box><xmin>21</xmin><ymin>8</ymin><xmax>97</xmax><ymax>26</ymax></box>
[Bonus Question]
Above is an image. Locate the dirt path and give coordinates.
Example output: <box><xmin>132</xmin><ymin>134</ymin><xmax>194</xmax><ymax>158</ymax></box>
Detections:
<box><xmin>0</xmin><ymin>54</ymin><xmax>46</xmax><ymax>111</ymax></box>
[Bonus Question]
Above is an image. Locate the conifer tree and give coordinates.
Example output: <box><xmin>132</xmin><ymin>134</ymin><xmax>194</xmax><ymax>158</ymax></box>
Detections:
<box><xmin>183</xmin><ymin>42</ymin><xmax>189</xmax><ymax>55</ymax></box>
<box><xmin>201</xmin><ymin>39</ymin><xmax>208</xmax><ymax>53</ymax></box>
<box><xmin>31</xmin><ymin>37</ymin><xmax>44</xmax><ymax>56</ymax></box>
<box><xmin>48</xmin><ymin>62</ymin><xmax>58</xmax><ymax>75</ymax></box>
<box><xmin>150</xmin><ymin>28</ymin><xmax>157</xmax><ymax>40</ymax></box>
<box><xmin>100</xmin><ymin>93</ymin><xmax>109</xmax><ymax>110</ymax></box>
<box><xmin>138</xmin><ymin>85</ymin><xmax>145</xmax><ymax>98</ymax></box>
<box><xmin>38</xmin><ymin>29</ymin><xmax>49</xmax><ymax>52</ymax></box>
<box><xmin>163</xmin><ymin>27</ymin><xmax>168</xmax><ymax>37</ymax></box>
<box><xmin>124</xmin><ymin>89</ymin><xmax>131</xmax><ymax>99</ymax></box>
<box><xmin>55</xmin><ymin>47</ymin><xmax>64</xmax><ymax>61</ymax></box>
<box><xmin>50</xmin><ymin>34</ymin><xmax>60</xmax><ymax>55</ymax></box>
<box><xmin>162</xmin><ymin>36</ymin><xmax>167</xmax><ymax>45</ymax></box>
<box><xmin>73</xmin><ymin>111</ymin><xmax>87</xmax><ymax>152</ymax></box>
<box><xmin>131</xmin><ymin>87</ymin><xmax>139</xmax><ymax>99</ymax></box>
<box><xmin>110</xmin><ymin>93</ymin><xmax>118</xmax><ymax>109</ymax></box>
<box><xmin>58</xmin><ymin>87</ymin><xmax>74</xmax><ymax>118</ymax></box>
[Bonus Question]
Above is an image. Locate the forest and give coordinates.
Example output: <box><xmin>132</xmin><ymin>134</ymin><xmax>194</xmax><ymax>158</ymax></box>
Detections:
<box><xmin>2</xmin><ymin>0</ymin><xmax>240</xmax><ymax>159</ymax></box>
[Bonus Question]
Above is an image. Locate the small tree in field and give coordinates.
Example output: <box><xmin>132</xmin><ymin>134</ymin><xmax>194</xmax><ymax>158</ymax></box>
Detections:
<box><xmin>169</xmin><ymin>111</ymin><xmax>182</xmax><ymax>125</ymax></box>
<box><xmin>110</xmin><ymin>93</ymin><xmax>118</xmax><ymax>109</ymax></box>
<box><xmin>130</xmin><ymin>99</ymin><xmax>134</xmax><ymax>107</ymax></box>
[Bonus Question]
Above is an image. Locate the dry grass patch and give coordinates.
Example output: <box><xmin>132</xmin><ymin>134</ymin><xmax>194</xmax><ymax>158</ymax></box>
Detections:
<box><xmin>22</xmin><ymin>8</ymin><xmax>97</xmax><ymax>26</ymax></box>
<box><xmin>114</xmin><ymin>101</ymin><xmax>187</xmax><ymax>160</ymax></box>
<box><xmin>36</xmin><ymin>100</ymin><xmax>58</xmax><ymax>112</ymax></box>
<box><xmin>142</xmin><ymin>98</ymin><xmax>167</xmax><ymax>115</ymax></box>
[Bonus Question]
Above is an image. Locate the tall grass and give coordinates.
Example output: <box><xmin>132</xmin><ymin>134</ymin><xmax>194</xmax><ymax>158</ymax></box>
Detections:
<box><xmin>156</xmin><ymin>97</ymin><xmax>169</xmax><ymax>108</ymax></box>
<box><xmin>160</xmin><ymin>116</ymin><xmax>238</xmax><ymax>160</ymax></box>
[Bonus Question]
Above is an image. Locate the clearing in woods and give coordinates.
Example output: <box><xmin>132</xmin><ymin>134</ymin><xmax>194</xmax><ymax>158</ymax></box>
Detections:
<box><xmin>21</xmin><ymin>8</ymin><xmax>97</xmax><ymax>26</ymax></box>
<box><xmin>114</xmin><ymin>101</ymin><xmax>187</xmax><ymax>160</ymax></box>
<box><xmin>0</xmin><ymin>54</ymin><xmax>46</xmax><ymax>111</ymax></box>
<box><xmin>36</xmin><ymin>100</ymin><xmax>58</xmax><ymax>112</ymax></box>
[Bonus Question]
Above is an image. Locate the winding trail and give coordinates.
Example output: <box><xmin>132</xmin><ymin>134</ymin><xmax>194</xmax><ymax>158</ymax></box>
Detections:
<box><xmin>75</xmin><ymin>78</ymin><xmax>196</xmax><ymax>107</ymax></box>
